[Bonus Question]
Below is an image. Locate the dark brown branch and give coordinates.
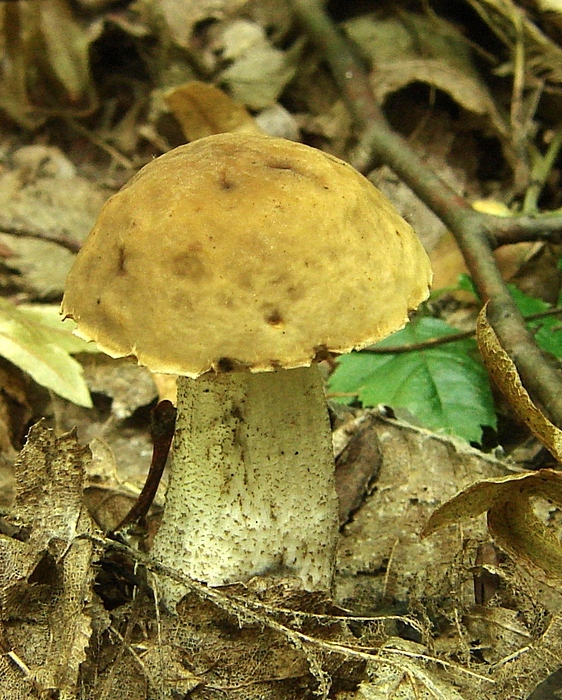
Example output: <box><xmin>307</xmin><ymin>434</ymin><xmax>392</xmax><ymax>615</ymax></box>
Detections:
<box><xmin>0</xmin><ymin>219</ymin><xmax>82</xmax><ymax>255</ymax></box>
<box><xmin>489</xmin><ymin>214</ymin><xmax>562</xmax><ymax>246</ymax></box>
<box><xmin>290</xmin><ymin>0</ymin><xmax>562</xmax><ymax>426</ymax></box>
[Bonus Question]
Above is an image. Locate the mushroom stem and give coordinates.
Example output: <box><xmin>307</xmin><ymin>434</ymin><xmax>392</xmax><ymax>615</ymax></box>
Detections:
<box><xmin>152</xmin><ymin>364</ymin><xmax>339</xmax><ymax>606</ymax></box>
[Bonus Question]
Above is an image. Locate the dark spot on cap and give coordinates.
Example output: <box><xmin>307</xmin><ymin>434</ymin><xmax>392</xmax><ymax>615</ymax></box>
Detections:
<box><xmin>219</xmin><ymin>172</ymin><xmax>235</xmax><ymax>191</ymax></box>
<box><xmin>116</xmin><ymin>246</ymin><xmax>126</xmax><ymax>276</ymax></box>
<box><xmin>267</xmin><ymin>161</ymin><xmax>294</xmax><ymax>171</ymax></box>
<box><xmin>313</xmin><ymin>345</ymin><xmax>331</xmax><ymax>362</ymax></box>
<box><xmin>265</xmin><ymin>310</ymin><xmax>284</xmax><ymax>328</ymax></box>
<box><xmin>216</xmin><ymin>357</ymin><xmax>235</xmax><ymax>372</ymax></box>
<box><xmin>286</xmin><ymin>284</ymin><xmax>305</xmax><ymax>301</ymax></box>
<box><xmin>172</xmin><ymin>250</ymin><xmax>208</xmax><ymax>281</ymax></box>
<box><xmin>213</xmin><ymin>357</ymin><xmax>250</xmax><ymax>373</ymax></box>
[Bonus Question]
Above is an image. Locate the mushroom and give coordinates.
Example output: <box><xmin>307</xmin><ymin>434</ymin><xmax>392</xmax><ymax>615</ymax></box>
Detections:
<box><xmin>62</xmin><ymin>133</ymin><xmax>432</xmax><ymax>606</ymax></box>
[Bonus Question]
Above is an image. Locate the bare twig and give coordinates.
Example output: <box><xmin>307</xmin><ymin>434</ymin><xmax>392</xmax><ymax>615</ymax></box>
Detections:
<box><xmin>290</xmin><ymin>0</ymin><xmax>562</xmax><ymax>426</ymax></box>
<box><xmin>87</xmin><ymin>534</ymin><xmax>494</xmax><ymax>689</ymax></box>
<box><xmin>491</xmin><ymin>213</ymin><xmax>562</xmax><ymax>245</ymax></box>
<box><xmin>66</xmin><ymin>118</ymin><xmax>135</xmax><ymax>170</ymax></box>
<box><xmin>0</xmin><ymin>218</ymin><xmax>82</xmax><ymax>255</ymax></box>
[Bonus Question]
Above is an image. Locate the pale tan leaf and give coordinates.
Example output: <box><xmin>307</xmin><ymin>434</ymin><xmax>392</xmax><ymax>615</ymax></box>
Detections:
<box><xmin>218</xmin><ymin>21</ymin><xmax>301</xmax><ymax>109</ymax></box>
<box><xmin>144</xmin><ymin>0</ymin><xmax>246</xmax><ymax>48</ymax></box>
<box><xmin>422</xmin><ymin>470</ymin><xmax>535</xmax><ymax>537</ymax></box>
<box><xmin>423</xmin><ymin>468</ymin><xmax>562</xmax><ymax>583</ymax></box>
<box><xmin>0</xmin><ymin>423</ymin><xmax>101</xmax><ymax>699</ymax></box>
<box><xmin>476</xmin><ymin>303</ymin><xmax>562</xmax><ymax>461</ymax></box>
<box><xmin>488</xmin><ymin>489</ymin><xmax>562</xmax><ymax>581</ymax></box>
<box><xmin>164</xmin><ymin>81</ymin><xmax>263</xmax><ymax>141</ymax></box>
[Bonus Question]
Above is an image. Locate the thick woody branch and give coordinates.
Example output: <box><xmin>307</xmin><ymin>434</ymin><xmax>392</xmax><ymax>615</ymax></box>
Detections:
<box><xmin>290</xmin><ymin>0</ymin><xmax>562</xmax><ymax>426</ymax></box>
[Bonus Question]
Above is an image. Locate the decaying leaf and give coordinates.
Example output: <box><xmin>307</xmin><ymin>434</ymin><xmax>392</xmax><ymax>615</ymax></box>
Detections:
<box><xmin>423</xmin><ymin>468</ymin><xmax>562</xmax><ymax>582</ymax></box>
<box><xmin>165</xmin><ymin>81</ymin><xmax>263</xmax><ymax>141</ymax></box>
<box><xmin>344</xmin><ymin>11</ymin><xmax>507</xmax><ymax>137</ymax></box>
<box><xmin>0</xmin><ymin>0</ymin><xmax>101</xmax><ymax>128</ymax></box>
<box><xmin>476</xmin><ymin>303</ymin><xmax>562</xmax><ymax>460</ymax></box>
<box><xmin>0</xmin><ymin>144</ymin><xmax>106</xmax><ymax>297</ymax></box>
<box><xmin>421</xmin><ymin>305</ymin><xmax>562</xmax><ymax>583</ymax></box>
<box><xmin>217</xmin><ymin>19</ymin><xmax>302</xmax><ymax>110</ymax></box>
<box><xmin>0</xmin><ymin>422</ymin><xmax>100</xmax><ymax>699</ymax></box>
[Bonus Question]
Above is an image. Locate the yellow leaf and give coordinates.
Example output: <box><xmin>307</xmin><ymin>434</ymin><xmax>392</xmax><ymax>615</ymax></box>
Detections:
<box><xmin>423</xmin><ymin>468</ymin><xmax>562</xmax><ymax>583</ymax></box>
<box><xmin>165</xmin><ymin>81</ymin><xmax>263</xmax><ymax>141</ymax></box>
<box><xmin>476</xmin><ymin>303</ymin><xmax>562</xmax><ymax>461</ymax></box>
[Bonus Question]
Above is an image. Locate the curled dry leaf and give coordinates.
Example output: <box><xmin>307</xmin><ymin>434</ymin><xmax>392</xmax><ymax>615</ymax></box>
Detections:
<box><xmin>422</xmin><ymin>468</ymin><xmax>562</xmax><ymax>582</ymax></box>
<box><xmin>0</xmin><ymin>421</ymin><xmax>100</xmax><ymax>699</ymax></box>
<box><xmin>344</xmin><ymin>11</ymin><xmax>507</xmax><ymax>139</ymax></box>
<box><xmin>476</xmin><ymin>302</ymin><xmax>562</xmax><ymax>461</ymax></box>
<box><xmin>423</xmin><ymin>305</ymin><xmax>562</xmax><ymax>584</ymax></box>
<box><xmin>164</xmin><ymin>81</ymin><xmax>263</xmax><ymax>141</ymax></box>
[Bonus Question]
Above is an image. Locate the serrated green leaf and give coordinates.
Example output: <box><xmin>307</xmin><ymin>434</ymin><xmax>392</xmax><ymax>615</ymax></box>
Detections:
<box><xmin>508</xmin><ymin>285</ymin><xmax>562</xmax><ymax>359</ymax></box>
<box><xmin>456</xmin><ymin>273</ymin><xmax>479</xmax><ymax>298</ymax></box>
<box><xmin>0</xmin><ymin>299</ymin><xmax>92</xmax><ymax>407</ymax></box>
<box><xmin>328</xmin><ymin>317</ymin><xmax>496</xmax><ymax>442</ymax></box>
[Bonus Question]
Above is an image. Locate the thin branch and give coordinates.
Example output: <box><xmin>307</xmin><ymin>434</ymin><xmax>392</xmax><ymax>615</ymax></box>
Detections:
<box><xmin>290</xmin><ymin>0</ymin><xmax>562</xmax><ymax>426</ymax></box>
<box><xmin>490</xmin><ymin>212</ymin><xmax>562</xmax><ymax>245</ymax></box>
<box><xmin>66</xmin><ymin>118</ymin><xmax>134</xmax><ymax>170</ymax></box>
<box><xmin>0</xmin><ymin>219</ymin><xmax>82</xmax><ymax>255</ymax></box>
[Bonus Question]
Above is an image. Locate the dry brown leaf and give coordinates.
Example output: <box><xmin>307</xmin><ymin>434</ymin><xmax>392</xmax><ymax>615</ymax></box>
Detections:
<box><xmin>423</xmin><ymin>306</ymin><xmax>562</xmax><ymax>585</ymax></box>
<box><xmin>422</xmin><ymin>468</ymin><xmax>562</xmax><ymax>584</ymax></box>
<box><xmin>0</xmin><ymin>0</ymin><xmax>100</xmax><ymax>128</ymax></box>
<box><xmin>164</xmin><ymin>81</ymin><xmax>263</xmax><ymax>141</ymax></box>
<box><xmin>344</xmin><ymin>12</ymin><xmax>507</xmax><ymax>138</ymax></box>
<box><xmin>476</xmin><ymin>303</ymin><xmax>562</xmax><ymax>460</ymax></box>
<box><xmin>0</xmin><ymin>422</ymin><xmax>101</xmax><ymax>699</ymax></box>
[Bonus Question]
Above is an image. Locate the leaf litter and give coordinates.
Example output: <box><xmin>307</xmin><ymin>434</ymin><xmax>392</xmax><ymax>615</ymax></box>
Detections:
<box><xmin>1</xmin><ymin>0</ymin><xmax>562</xmax><ymax>698</ymax></box>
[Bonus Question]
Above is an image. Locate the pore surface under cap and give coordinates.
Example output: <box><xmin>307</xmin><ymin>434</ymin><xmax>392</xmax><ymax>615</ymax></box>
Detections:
<box><xmin>62</xmin><ymin>133</ymin><xmax>432</xmax><ymax>376</ymax></box>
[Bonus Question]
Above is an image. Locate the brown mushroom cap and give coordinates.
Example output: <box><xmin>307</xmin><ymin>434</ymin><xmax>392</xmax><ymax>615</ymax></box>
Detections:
<box><xmin>62</xmin><ymin>133</ymin><xmax>432</xmax><ymax>376</ymax></box>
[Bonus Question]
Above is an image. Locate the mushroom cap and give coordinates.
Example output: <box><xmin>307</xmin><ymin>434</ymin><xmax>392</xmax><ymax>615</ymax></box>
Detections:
<box><xmin>62</xmin><ymin>134</ymin><xmax>432</xmax><ymax>376</ymax></box>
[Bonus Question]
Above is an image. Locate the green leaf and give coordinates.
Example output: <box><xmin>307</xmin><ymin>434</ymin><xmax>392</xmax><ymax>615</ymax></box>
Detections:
<box><xmin>456</xmin><ymin>273</ymin><xmax>479</xmax><ymax>298</ymax></box>
<box><xmin>17</xmin><ymin>304</ymin><xmax>99</xmax><ymax>355</ymax></box>
<box><xmin>451</xmin><ymin>275</ymin><xmax>562</xmax><ymax>359</ymax></box>
<box><xmin>508</xmin><ymin>285</ymin><xmax>562</xmax><ymax>359</ymax></box>
<box><xmin>328</xmin><ymin>317</ymin><xmax>496</xmax><ymax>442</ymax></box>
<box><xmin>0</xmin><ymin>300</ymin><xmax>92</xmax><ymax>407</ymax></box>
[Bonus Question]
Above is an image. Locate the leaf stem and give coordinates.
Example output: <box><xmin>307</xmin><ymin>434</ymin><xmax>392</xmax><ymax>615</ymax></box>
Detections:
<box><xmin>359</xmin><ymin>307</ymin><xmax>562</xmax><ymax>355</ymax></box>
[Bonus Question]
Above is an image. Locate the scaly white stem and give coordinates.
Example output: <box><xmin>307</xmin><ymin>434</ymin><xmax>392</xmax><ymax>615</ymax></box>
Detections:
<box><xmin>151</xmin><ymin>364</ymin><xmax>339</xmax><ymax>607</ymax></box>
